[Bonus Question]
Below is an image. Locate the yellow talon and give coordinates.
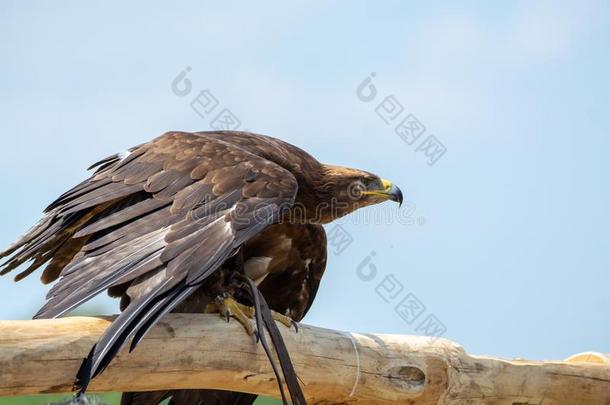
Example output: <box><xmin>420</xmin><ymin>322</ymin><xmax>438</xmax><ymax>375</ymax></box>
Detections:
<box><xmin>205</xmin><ymin>296</ymin><xmax>255</xmax><ymax>336</ymax></box>
<box><xmin>205</xmin><ymin>296</ymin><xmax>297</xmax><ymax>333</ymax></box>
<box><xmin>271</xmin><ymin>311</ymin><xmax>295</xmax><ymax>329</ymax></box>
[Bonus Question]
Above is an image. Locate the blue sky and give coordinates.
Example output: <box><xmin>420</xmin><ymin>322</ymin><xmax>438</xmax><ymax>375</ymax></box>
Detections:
<box><xmin>1</xmin><ymin>1</ymin><xmax>609</xmax><ymax>361</ymax></box>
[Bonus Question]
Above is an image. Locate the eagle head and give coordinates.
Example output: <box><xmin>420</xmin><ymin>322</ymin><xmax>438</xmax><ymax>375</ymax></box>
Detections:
<box><xmin>305</xmin><ymin>164</ymin><xmax>403</xmax><ymax>224</ymax></box>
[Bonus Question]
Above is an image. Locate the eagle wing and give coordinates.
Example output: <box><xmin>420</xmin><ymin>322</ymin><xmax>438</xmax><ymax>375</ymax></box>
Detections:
<box><xmin>0</xmin><ymin>131</ymin><xmax>298</xmax><ymax>380</ymax></box>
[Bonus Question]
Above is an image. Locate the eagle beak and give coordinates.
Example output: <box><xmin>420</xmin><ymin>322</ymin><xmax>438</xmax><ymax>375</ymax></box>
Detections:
<box><xmin>363</xmin><ymin>179</ymin><xmax>404</xmax><ymax>207</ymax></box>
<box><xmin>382</xmin><ymin>179</ymin><xmax>403</xmax><ymax>207</ymax></box>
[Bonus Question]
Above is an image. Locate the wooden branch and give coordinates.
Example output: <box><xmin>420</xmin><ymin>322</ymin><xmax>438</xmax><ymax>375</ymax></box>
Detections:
<box><xmin>0</xmin><ymin>314</ymin><xmax>609</xmax><ymax>404</ymax></box>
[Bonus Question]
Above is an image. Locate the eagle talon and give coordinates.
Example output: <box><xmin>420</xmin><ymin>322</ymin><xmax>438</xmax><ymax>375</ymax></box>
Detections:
<box><xmin>271</xmin><ymin>311</ymin><xmax>296</xmax><ymax>330</ymax></box>
<box><xmin>206</xmin><ymin>296</ymin><xmax>297</xmax><ymax>334</ymax></box>
<box><xmin>206</xmin><ymin>296</ymin><xmax>256</xmax><ymax>336</ymax></box>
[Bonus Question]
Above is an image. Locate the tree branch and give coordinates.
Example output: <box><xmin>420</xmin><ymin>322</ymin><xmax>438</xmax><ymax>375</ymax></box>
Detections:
<box><xmin>0</xmin><ymin>314</ymin><xmax>608</xmax><ymax>404</ymax></box>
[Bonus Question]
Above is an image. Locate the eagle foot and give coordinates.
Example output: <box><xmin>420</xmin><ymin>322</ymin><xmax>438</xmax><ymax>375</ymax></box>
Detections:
<box><xmin>206</xmin><ymin>295</ymin><xmax>256</xmax><ymax>336</ymax></box>
<box><xmin>206</xmin><ymin>295</ymin><xmax>297</xmax><ymax>333</ymax></box>
<box><xmin>271</xmin><ymin>311</ymin><xmax>297</xmax><ymax>330</ymax></box>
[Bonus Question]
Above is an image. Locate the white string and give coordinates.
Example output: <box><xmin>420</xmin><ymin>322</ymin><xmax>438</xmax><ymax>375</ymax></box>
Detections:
<box><xmin>343</xmin><ymin>332</ymin><xmax>360</xmax><ymax>397</ymax></box>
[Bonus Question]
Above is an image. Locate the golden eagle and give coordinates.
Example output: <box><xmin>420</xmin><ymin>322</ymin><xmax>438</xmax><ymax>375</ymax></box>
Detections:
<box><xmin>0</xmin><ymin>131</ymin><xmax>402</xmax><ymax>404</ymax></box>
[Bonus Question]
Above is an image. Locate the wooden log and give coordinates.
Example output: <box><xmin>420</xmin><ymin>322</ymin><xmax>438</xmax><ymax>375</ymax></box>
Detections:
<box><xmin>0</xmin><ymin>314</ymin><xmax>608</xmax><ymax>404</ymax></box>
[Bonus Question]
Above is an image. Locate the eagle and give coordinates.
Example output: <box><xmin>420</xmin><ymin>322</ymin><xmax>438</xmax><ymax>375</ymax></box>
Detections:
<box><xmin>0</xmin><ymin>131</ymin><xmax>402</xmax><ymax>404</ymax></box>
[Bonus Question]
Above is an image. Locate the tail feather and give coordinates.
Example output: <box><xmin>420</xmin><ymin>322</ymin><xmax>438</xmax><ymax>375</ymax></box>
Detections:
<box><xmin>120</xmin><ymin>390</ymin><xmax>256</xmax><ymax>405</ymax></box>
<box><xmin>119</xmin><ymin>391</ymin><xmax>171</xmax><ymax>405</ymax></box>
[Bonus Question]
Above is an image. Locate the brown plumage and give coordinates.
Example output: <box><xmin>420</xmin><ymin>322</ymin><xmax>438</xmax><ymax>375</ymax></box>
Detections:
<box><xmin>0</xmin><ymin>130</ymin><xmax>402</xmax><ymax>405</ymax></box>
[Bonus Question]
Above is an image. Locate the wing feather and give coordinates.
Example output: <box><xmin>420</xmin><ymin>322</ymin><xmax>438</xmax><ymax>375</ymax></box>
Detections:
<box><xmin>74</xmin><ymin>198</ymin><xmax>170</xmax><ymax>238</ymax></box>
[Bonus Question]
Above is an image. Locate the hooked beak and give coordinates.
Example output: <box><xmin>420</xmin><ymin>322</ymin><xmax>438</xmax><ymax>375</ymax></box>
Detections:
<box><xmin>386</xmin><ymin>182</ymin><xmax>403</xmax><ymax>206</ymax></box>
<box><xmin>383</xmin><ymin>179</ymin><xmax>404</xmax><ymax>206</ymax></box>
<box><xmin>363</xmin><ymin>179</ymin><xmax>404</xmax><ymax>207</ymax></box>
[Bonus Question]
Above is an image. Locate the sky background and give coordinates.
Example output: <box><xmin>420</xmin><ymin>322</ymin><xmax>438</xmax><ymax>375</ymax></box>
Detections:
<box><xmin>1</xmin><ymin>0</ymin><xmax>609</xmax><ymax>363</ymax></box>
